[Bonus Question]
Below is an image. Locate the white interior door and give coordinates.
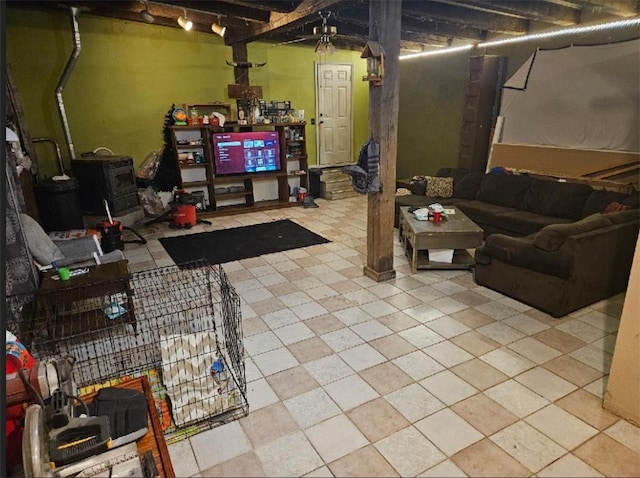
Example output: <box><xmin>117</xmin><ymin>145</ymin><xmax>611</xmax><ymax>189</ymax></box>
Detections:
<box><xmin>315</xmin><ymin>62</ymin><xmax>353</xmax><ymax>166</ymax></box>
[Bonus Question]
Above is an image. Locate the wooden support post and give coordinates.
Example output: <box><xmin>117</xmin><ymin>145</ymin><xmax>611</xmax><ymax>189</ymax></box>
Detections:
<box><xmin>363</xmin><ymin>0</ymin><xmax>402</xmax><ymax>282</ymax></box>
<box><xmin>232</xmin><ymin>42</ymin><xmax>249</xmax><ymax>86</ymax></box>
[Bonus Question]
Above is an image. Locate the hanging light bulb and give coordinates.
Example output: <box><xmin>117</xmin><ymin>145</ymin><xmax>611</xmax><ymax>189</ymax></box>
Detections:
<box><xmin>315</xmin><ymin>36</ymin><xmax>335</xmax><ymax>55</ymax></box>
<box><xmin>178</xmin><ymin>9</ymin><xmax>192</xmax><ymax>31</ymax></box>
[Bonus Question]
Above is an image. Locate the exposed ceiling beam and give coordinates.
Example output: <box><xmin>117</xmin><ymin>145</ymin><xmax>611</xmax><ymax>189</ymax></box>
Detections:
<box><xmin>226</xmin><ymin>0</ymin><xmax>346</xmax><ymax>44</ymax></box>
<box><xmin>541</xmin><ymin>0</ymin><xmax>640</xmax><ymax>18</ymax></box>
<box><xmin>149</xmin><ymin>0</ymin><xmax>271</xmax><ymax>23</ymax></box>
<box><xmin>332</xmin><ymin>19</ymin><xmax>451</xmax><ymax>47</ymax></box>
<box><xmin>336</xmin><ymin>7</ymin><xmax>486</xmax><ymax>42</ymax></box>
<box><xmin>401</xmin><ymin>1</ymin><xmax>528</xmax><ymax>35</ymax></box>
<box><xmin>432</xmin><ymin>0</ymin><xmax>581</xmax><ymax>25</ymax></box>
<box><xmin>214</xmin><ymin>0</ymin><xmax>298</xmax><ymax>14</ymax></box>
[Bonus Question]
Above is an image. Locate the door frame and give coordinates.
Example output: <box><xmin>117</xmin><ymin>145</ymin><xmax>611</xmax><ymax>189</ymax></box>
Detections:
<box><xmin>314</xmin><ymin>61</ymin><xmax>354</xmax><ymax>167</ymax></box>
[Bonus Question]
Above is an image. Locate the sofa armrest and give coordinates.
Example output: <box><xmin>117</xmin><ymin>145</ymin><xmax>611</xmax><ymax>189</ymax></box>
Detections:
<box><xmin>477</xmin><ymin>234</ymin><xmax>573</xmax><ymax>279</ymax></box>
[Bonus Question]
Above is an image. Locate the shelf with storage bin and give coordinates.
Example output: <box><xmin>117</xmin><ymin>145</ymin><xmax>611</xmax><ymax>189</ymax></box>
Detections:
<box><xmin>170</xmin><ymin>125</ymin><xmax>215</xmax><ymax>211</ymax></box>
<box><xmin>281</xmin><ymin>123</ymin><xmax>309</xmax><ymax>192</ymax></box>
<box><xmin>169</xmin><ymin>122</ymin><xmax>308</xmax><ymax>217</ymax></box>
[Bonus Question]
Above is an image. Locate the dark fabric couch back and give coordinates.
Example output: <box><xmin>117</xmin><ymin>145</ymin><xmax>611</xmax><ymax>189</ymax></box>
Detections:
<box><xmin>522</xmin><ymin>178</ymin><xmax>593</xmax><ymax>220</ymax></box>
<box><xmin>477</xmin><ymin>174</ymin><xmax>531</xmax><ymax>208</ymax></box>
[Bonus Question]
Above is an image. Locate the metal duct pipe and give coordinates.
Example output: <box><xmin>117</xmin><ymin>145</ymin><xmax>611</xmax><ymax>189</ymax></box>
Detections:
<box><xmin>32</xmin><ymin>137</ymin><xmax>65</xmax><ymax>176</ymax></box>
<box><xmin>55</xmin><ymin>6</ymin><xmax>81</xmax><ymax>162</ymax></box>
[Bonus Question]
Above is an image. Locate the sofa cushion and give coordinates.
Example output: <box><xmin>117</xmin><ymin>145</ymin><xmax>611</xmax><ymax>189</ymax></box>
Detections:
<box><xmin>456</xmin><ymin>200</ymin><xmax>518</xmax><ymax>228</ymax></box>
<box><xmin>20</xmin><ymin>213</ymin><xmax>65</xmax><ymax>266</ymax></box>
<box><xmin>493</xmin><ymin>210</ymin><xmax>573</xmax><ymax>236</ymax></box>
<box><xmin>582</xmin><ymin>189</ymin><xmax>634</xmax><ymax>217</ymax></box>
<box><xmin>605</xmin><ymin>208</ymin><xmax>640</xmax><ymax>224</ymax></box>
<box><xmin>426</xmin><ymin>176</ymin><xmax>453</xmax><ymax>198</ymax></box>
<box><xmin>623</xmin><ymin>193</ymin><xmax>640</xmax><ymax>209</ymax></box>
<box><xmin>522</xmin><ymin>178</ymin><xmax>593</xmax><ymax>220</ymax></box>
<box><xmin>477</xmin><ymin>174</ymin><xmax>531</xmax><ymax>208</ymax></box>
<box><xmin>454</xmin><ymin>171</ymin><xmax>484</xmax><ymax>199</ymax></box>
<box><xmin>533</xmin><ymin>213</ymin><xmax>613</xmax><ymax>252</ymax></box>
<box><xmin>481</xmin><ymin>233</ymin><xmax>573</xmax><ymax>279</ymax></box>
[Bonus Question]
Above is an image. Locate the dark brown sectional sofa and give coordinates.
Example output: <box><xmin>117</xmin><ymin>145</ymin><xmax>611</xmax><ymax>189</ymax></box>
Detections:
<box><xmin>395</xmin><ymin>168</ymin><xmax>640</xmax><ymax>317</ymax></box>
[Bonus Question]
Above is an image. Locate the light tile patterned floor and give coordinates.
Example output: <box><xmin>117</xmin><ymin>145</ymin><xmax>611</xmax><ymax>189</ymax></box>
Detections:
<box><xmin>124</xmin><ymin>196</ymin><xmax>639</xmax><ymax>477</ymax></box>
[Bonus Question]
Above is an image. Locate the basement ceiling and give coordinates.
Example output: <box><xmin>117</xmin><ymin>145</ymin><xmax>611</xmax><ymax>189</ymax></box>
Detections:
<box><xmin>8</xmin><ymin>0</ymin><xmax>640</xmax><ymax>52</ymax></box>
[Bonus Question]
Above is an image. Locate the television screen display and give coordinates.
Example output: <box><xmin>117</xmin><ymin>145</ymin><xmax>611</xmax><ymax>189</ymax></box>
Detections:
<box><xmin>212</xmin><ymin>131</ymin><xmax>281</xmax><ymax>175</ymax></box>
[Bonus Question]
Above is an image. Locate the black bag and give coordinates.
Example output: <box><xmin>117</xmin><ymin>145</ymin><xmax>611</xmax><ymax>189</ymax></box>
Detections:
<box><xmin>86</xmin><ymin>387</ymin><xmax>148</xmax><ymax>445</ymax></box>
<box><xmin>342</xmin><ymin>139</ymin><xmax>381</xmax><ymax>194</ymax></box>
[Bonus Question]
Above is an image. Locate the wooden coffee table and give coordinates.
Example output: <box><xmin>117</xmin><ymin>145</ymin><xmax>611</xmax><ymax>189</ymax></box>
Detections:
<box><xmin>38</xmin><ymin>260</ymin><xmax>136</xmax><ymax>340</ymax></box>
<box><xmin>398</xmin><ymin>206</ymin><xmax>484</xmax><ymax>272</ymax></box>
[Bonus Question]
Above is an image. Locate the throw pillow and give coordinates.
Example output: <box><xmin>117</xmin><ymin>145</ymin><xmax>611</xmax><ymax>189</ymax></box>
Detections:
<box><xmin>395</xmin><ymin>188</ymin><xmax>412</xmax><ymax>197</ymax></box>
<box><xmin>426</xmin><ymin>176</ymin><xmax>453</xmax><ymax>198</ymax></box>
<box><xmin>603</xmin><ymin>201</ymin><xmax>631</xmax><ymax>214</ymax></box>
<box><xmin>19</xmin><ymin>213</ymin><xmax>65</xmax><ymax>266</ymax></box>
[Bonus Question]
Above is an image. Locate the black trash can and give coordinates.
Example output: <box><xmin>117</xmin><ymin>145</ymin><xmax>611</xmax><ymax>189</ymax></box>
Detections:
<box><xmin>34</xmin><ymin>177</ymin><xmax>84</xmax><ymax>232</ymax></box>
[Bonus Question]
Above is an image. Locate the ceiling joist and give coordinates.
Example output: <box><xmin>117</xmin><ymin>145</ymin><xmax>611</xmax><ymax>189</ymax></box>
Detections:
<box><xmin>6</xmin><ymin>0</ymin><xmax>638</xmax><ymax>51</ymax></box>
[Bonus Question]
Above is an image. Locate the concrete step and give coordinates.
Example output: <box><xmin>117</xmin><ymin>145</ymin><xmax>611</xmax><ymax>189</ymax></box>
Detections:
<box><xmin>320</xmin><ymin>182</ymin><xmax>359</xmax><ymax>200</ymax></box>
<box><xmin>322</xmin><ymin>189</ymin><xmax>360</xmax><ymax>200</ymax></box>
<box><xmin>321</xmin><ymin>178</ymin><xmax>353</xmax><ymax>192</ymax></box>
<box><xmin>321</xmin><ymin>168</ymin><xmax>351</xmax><ymax>182</ymax></box>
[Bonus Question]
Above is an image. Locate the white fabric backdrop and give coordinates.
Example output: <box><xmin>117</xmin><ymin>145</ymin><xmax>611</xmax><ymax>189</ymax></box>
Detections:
<box><xmin>499</xmin><ymin>38</ymin><xmax>639</xmax><ymax>152</ymax></box>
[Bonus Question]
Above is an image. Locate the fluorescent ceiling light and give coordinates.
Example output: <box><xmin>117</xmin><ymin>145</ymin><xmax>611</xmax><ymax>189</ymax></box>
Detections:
<box><xmin>399</xmin><ymin>17</ymin><xmax>640</xmax><ymax>61</ymax></box>
<box><xmin>400</xmin><ymin>44</ymin><xmax>473</xmax><ymax>60</ymax></box>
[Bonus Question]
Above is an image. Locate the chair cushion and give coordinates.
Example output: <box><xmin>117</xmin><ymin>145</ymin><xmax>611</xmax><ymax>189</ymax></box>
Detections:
<box><xmin>20</xmin><ymin>213</ymin><xmax>65</xmax><ymax>266</ymax></box>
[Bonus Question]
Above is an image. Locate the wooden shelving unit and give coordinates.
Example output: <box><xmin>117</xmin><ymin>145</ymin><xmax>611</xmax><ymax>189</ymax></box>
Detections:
<box><xmin>169</xmin><ymin>122</ymin><xmax>308</xmax><ymax>217</ymax></box>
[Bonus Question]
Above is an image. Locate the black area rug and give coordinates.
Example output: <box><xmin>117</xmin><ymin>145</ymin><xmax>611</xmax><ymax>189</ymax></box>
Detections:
<box><xmin>159</xmin><ymin>219</ymin><xmax>330</xmax><ymax>265</ymax></box>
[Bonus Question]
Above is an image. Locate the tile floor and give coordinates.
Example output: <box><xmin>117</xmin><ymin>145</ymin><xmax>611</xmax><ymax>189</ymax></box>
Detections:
<box><xmin>123</xmin><ymin>196</ymin><xmax>639</xmax><ymax>477</ymax></box>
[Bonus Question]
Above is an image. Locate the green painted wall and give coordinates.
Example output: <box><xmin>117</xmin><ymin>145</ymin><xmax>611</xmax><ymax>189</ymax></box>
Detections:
<box><xmin>397</xmin><ymin>54</ymin><xmax>469</xmax><ymax>179</ymax></box>
<box><xmin>6</xmin><ymin>6</ymin><xmax>368</xmax><ymax>179</ymax></box>
<box><xmin>7</xmin><ymin>6</ymin><xmax>637</xmax><ymax>183</ymax></box>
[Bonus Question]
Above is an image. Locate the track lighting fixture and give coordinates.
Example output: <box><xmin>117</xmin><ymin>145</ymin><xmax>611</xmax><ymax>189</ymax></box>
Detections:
<box><xmin>211</xmin><ymin>22</ymin><xmax>226</xmax><ymax>37</ymax></box>
<box><xmin>140</xmin><ymin>2</ymin><xmax>154</xmax><ymax>24</ymax></box>
<box><xmin>177</xmin><ymin>9</ymin><xmax>192</xmax><ymax>31</ymax></box>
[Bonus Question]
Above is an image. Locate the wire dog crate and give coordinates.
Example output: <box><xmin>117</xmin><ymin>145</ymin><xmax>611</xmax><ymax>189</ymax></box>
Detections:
<box><xmin>6</xmin><ymin>260</ymin><xmax>248</xmax><ymax>442</ymax></box>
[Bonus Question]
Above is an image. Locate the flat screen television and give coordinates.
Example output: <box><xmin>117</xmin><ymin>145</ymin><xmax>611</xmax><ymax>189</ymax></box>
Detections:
<box><xmin>212</xmin><ymin>131</ymin><xmax>281</xmax><ymax>176</ymax></box>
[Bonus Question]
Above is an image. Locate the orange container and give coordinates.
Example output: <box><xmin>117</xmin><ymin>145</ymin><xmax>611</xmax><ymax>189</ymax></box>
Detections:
<box><xmin>172</xmin><ymin>204</ymin><xmax>197</xmax><ymax>228</ymax></box>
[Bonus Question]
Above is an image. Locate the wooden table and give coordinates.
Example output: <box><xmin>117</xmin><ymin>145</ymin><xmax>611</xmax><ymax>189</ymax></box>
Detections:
<box><xmin>81</xmin><ymin>376</ymin><xmax>175</xmax><ymax>477</ymax></box>
<box><xmin>38</xmin><ymin>260</ymin><xmax>136</xmax><ymax>339</ymax></box>
<box><xmin>398</xmin><ymin>206</ymin><xmax>484</xmax><ymax>272</ymax></box>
